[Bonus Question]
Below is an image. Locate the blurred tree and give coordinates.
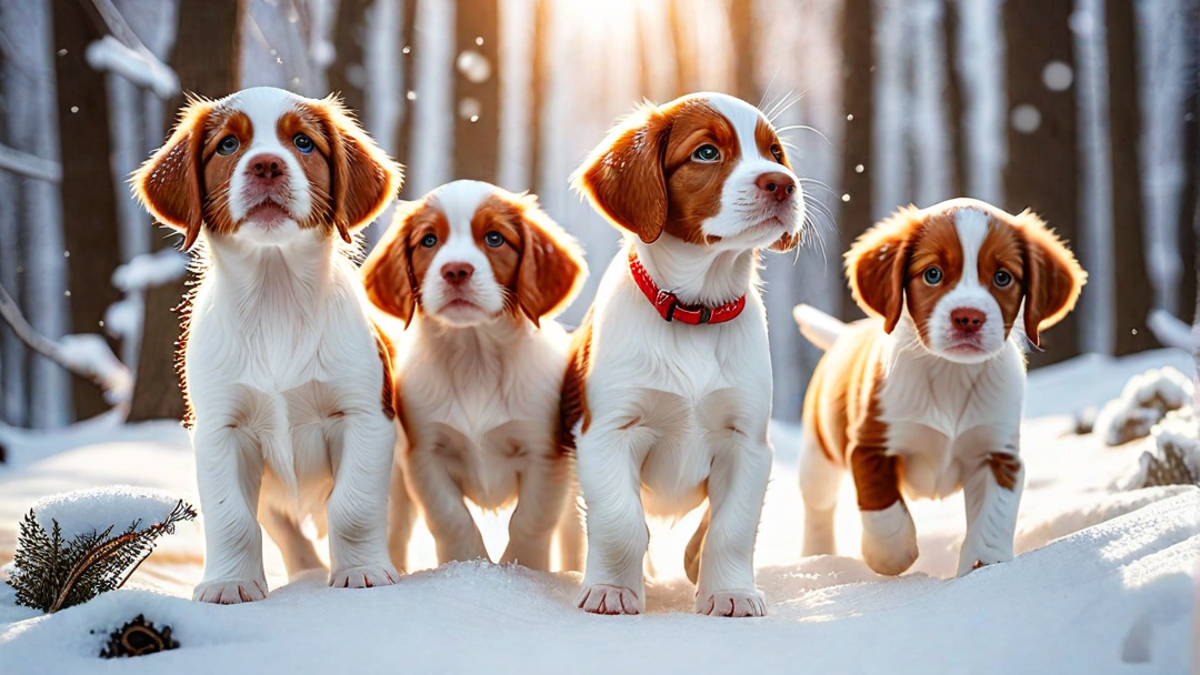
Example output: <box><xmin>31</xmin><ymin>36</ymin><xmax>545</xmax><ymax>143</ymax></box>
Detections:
<box><xmin>1004</xmin><ymin>0</ymin><xmax>1079</xmax><ymax>364</ymax></box>
<box><xmin>52</xmin><ymin>0</ymin><xmax>123</xmax><ymax>421</ymax></box>
<box><xmin>728</xmin><ymin>0</ymin><xmax>756</xmax><ymax>105</ymax></box>
<box><xmin>942</xmin><ymin>0</ymin><xmax>965</xmax><ymax>197</ymax></box>
<box><xmin>668</xmin><ymin>0</ymin><xmax>696</xmax><ymax>96</ymax></box>
<box><xmin>529</xmin><ymin>0</ymin><xmax>548</xmax><ymax>193</ymax></box>
<box><xmin>1178</xmin><ymin>1</ymin><xmax>1198</xmax><ymax>325</ymax></box>
<box><xmin>328</xmin><ymin>0</ymin><xmax>370</xmax><ymax>115</ymax></box>
<box><xmin>396</xmin><ymin>0</ymin><xmax>418</xmax><ymax>198</ymax></box>
<box><xmin>129</xmin><ymin>0</ymin><xmax>243</xmax><ymax>422</ymax></box>
<box><xmin>839</xmin><ymin>0</ymin><xmax>876</xmax><ymax>320</ymax></box>
<box><xmin>1106</xmin><ymin>0</ymin><xmax>1157</xmax><ymax>355</ymax></box>
<box><xmin>453</xmin><ymin>0</ymin><xmax>499</xmax><ymax>183</ymax></box>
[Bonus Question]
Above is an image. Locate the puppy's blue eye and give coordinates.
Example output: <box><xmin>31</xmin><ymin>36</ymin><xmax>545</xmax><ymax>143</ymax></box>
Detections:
<box><xmin>294</xmin><ymin>133</ymin><xmax>314</xmax><ymax>154</ymax></box>
<box><xmin>923</xmin><ymin>267</ymin><xmax>943</xmax><ymax>285</ymax></box>
<box><xmin>692</xmin><ymin>144</ymin><xmax>720</xmax><ymax>162</ymax></box>
<box><xmin>420</xmin><ymin>234</ymin><xmax>438</xmax><ymax>248</ymax></box>
<box><xmin>485</xmin><ymin>231</ymin><xmax>504</xmax><ymax>248</ymax></box>
<box><xmin>217</xmin><ymin>135</ymin><xmax>239</xmax><ymax>155</ymax></box>
<box><xmin>993</xmin><ymin>269</ymin><xmax>1012</xmax><ymax>288</ymax></box>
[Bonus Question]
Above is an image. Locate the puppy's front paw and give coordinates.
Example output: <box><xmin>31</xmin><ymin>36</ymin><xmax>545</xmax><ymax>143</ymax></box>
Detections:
<box><xmin>330</xmin><ymin>564</ymin><xmax>399</xmax><ymax>589</ymax></box>
<box><xmin>194</xmin><ymin>578</ymin><xmax>268</xmax><ymax>604</ymax></box>
<box><xmin>696</xmin><ymin>589</ymin><xmax>767</xmax><ymax>618</ymax></box>
<box><xmin>861</xmin><ymin>501</ymin><xmax>919</xmax><ymax>576</ymax></box>
<box><xmin>576</xmin><ymin>584</ymin><xmax>642</xmax><ymax>615</ymax></box>
<box><xmin>956</xmin><ymin>550</ymin><xmax>1014</xmax><ymax>577</ymax></box>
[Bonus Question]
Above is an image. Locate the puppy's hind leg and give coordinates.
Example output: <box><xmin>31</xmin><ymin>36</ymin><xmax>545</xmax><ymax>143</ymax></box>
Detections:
<box><xmin>800</xmin><ymin>427</ymin><xmax>842</xmax><ymax>557</ymax></box>
<box><xmin>555</xmin><ymin>484</ymin><xmax>585</xmax><ymax>572</ymax></box>
<box><xmin>387</xmin><ymin>454</ymin><xmax>417</xmax><ymax>574</ymax></box>
<box><xmin>502</xmin><ymin>447</ymin><xmax>571</xmax><ymax>571</ymax></box>
<box><xmin>259</xmin><ymin>475</ymin><xmax>324</xmax><ymax>580</ymax></box>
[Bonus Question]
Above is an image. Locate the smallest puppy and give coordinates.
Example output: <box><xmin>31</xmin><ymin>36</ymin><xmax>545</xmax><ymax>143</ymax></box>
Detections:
<box><xmin>362</xmin><ymin>180</ymin><xmax>587</xmax><ymax>572</ymax></box>
<box><xmin>795</xmin><ymin>198</ymin><xmax>1085</xmax><ymax>577</ymax></box>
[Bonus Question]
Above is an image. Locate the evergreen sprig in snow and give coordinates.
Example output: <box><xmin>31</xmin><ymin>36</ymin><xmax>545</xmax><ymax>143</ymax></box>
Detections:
<box><xmin>7</xmin><ymin>496</ymin><xmax>196</xmax><ymax>613</ymax></box>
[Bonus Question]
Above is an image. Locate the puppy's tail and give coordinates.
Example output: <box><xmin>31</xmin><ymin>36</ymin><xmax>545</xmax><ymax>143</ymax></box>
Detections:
<box><xmin>792</xmin><ymin>304</ymin><xmax>846</xmax><ymax>352</ymax></box>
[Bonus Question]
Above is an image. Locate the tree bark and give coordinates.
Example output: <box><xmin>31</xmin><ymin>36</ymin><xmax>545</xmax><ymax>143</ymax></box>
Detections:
<box><xmin>1178</xmin><ymin>2</ymin><xmax>1198</xmax><ymax>325</ymax></box>
<box><xmin>1004</xmin><ymin>0</ymin><xmax>1080</xmax><ymax>364</ymax></box>
<box><xmin>128</xmin><ymin>0</ymin><xmax>243</xmax><ymax>422</ymax></box>
<box><xmin>51</xmin><ymin>0</ymin><xmax>123</xmax><ymax>421</ymax></box>
<box><xmin>395</xmin><ymin>0</ymin><xmax>419</xmax><ymax>198</ymax></box>
<box><xmin>668</xmin><ymin>0</ymin><xmax>696</xmax><ymax>97</ymax></box>
<box><xmin>729</xmin><ymin>0</ymin><xmax>756</xmax><ymax>105</ymax></box>
<box><xmin>839</xmin><ymin>0</ymin><xmax>876</xmax><ymax>320</ymax></box>
<box><xmin>1106</xmin><ymin>0</ymin><xmax>1157</xmax><ymax>355</ymax></box>
<box><xmin>528</xmin><ymin>0</ymin><xmax>549</xmax><ymax>193</ymax></box>
<box><xmin>942</xmin><ymin>0</ymin><xmax>966</xmax><ymax>198</ymax></box>
<box><xmin>328</xmin><ymin>0</ymin><xmax>371</xmax><ymax>116</ymax></box>
<box><xmin>452</xmin><ymin>0</ymin><xmax>500</xmax><ymax>183</ymax></box>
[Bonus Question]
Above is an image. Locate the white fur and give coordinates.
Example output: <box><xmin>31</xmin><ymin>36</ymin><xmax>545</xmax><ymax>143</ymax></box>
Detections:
<box><xmin>574</xmin><ymin>94</ymin><xmax>804</xmax><ymax>616</ymax></box>
<box><xmin>185</xmin><ymin>89</ymin><xmax>398</xmax><ymax>603</ymax></box>
<box><xmin>388</xmin><ymin>181</ymin><xmax>581</xmax><ymax>572</ymax></box>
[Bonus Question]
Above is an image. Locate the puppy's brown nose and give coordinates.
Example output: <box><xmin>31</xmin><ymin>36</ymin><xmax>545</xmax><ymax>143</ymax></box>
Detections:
<box><xmin>248</xmin><ymin>153</ymin><xmax>286</xmax><ymax>180</ymax></box>
<box><xmin>441</xmin><ymin>263</ymin><xmax>474</xmax><ymax>284</ymax></box>
<box><xmin>755</xmin><ymin>172</ymin><xmax>796</xmax><ymax>202</ymax></box>
<box><xmin>951</xmin><ymin>308</ymin><xmax>986</xmax><ymax>334</ymax></box>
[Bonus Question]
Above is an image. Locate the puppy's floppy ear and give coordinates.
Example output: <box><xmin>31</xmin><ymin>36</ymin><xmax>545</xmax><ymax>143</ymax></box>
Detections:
<box><xmin>131</xmin><ymin>96</ymin><xmax>213</xmax><ymax>251</ymax></box>
<box><xmin>571</xmin><ymin>102</ymin><xmax>670</xmax><ymax>243</ymax></box>
<box><xmin>514</xmin><ymin>195</ymin><xmax>588</xmax><ymax>326</ymax></box>
<box><xmin>362</xmin><ymin>202</ymin><xmax>419</xmax><ymax>327</ymax></box>
<box><xmin>315</xmin><ymin>95</ymin><xmax>403</xmax><ymax>243</ymax></box>
<box><xmin>1012</xmin><ymin>209</ymin><xmax>1087</xmax><ymax>348</ymax></box>
<box><xmin>846</xmin><ymin>206</ymin><xmax>918</xmax><ymax>333</ymax></box>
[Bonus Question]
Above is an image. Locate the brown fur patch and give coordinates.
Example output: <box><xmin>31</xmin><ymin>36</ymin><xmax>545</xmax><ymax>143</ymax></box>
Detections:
<box><xmin>975</xmin><ymin>216</ymin><xmax>1026</xmax><ymax>336</ymax></box>
<box><xmin>361</xmin><ymin>201</ymin><xmax>450</xmax><ymax>325</ymax></box>
<box><xmin>987</xmin><ymin>452</ymin><xmax>1021</xmax><ymax>490</ymax></box>
<box><xmin>372</xmin><ymin>321</ymin><xmax>397</xmax><ymax>420</ymax></box>
<box><xmin>903</xmin><ymin>214</ymin><xmax>963</xmax><ymax>344</ymax></box>
<box><xmin>755</xmin><ymin>116</ymin><xmax>791</xmax><ymax>169</ymax></box>
<box><xmin>660</xmin><ymin>101</ymin><xmax>741</xmax><ymax>245</ymax></box>
<box><xmin>1008</xmin><ymin>210</ymin><xmax>1088</xmax><ymax>347</ymax></box>
<box><xmin>560</xmin><ymin>308</ymin><xmax>594</xmax><ymax>452</ymax></box>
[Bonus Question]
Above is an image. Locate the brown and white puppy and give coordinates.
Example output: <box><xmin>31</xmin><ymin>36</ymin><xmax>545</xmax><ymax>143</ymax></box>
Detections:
<box><xmin>564</xmin><ymin>93</ymin><xmax>805</xmax><ymax>616</ymax></box>
<box><xmin>362</xmin><ymin>180</ymin><xmax>587</xmax><ymax>572</ymax></box>
<box><xmin>132</xmin><ymin>87</ymin><xmax>404</xmax><ymax>602</ymax></box>
<box><xmin>794</xmin><ymin>198</ymin><xmax>1086</xmax><ymax>577</ymax></box>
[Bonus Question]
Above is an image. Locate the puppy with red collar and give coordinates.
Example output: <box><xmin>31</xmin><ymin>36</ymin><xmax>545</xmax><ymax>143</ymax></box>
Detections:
<box><xmin>564</xmin><ymin>93</ymin><xmax>805</xmax><ymax>616</ymax></box>
<box><xmin>794</xmin><ymin>198</ymin><xmax>1085</xmax><ymax>577</ymax></box>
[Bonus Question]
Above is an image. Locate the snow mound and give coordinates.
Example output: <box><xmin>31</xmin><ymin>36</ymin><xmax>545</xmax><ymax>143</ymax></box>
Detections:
<box><xmin>55</xmin><ymin>335</ymin><xmax>132</xmax><ymax>405</ymax></box>
<box><xmin>31</xmin><ymin>486</ymin><xmax>186</xmax><ymax>540</ymax></box>
<box><xmin>1128</xmin><ymin>406</ymin><xmax>1200</xmax><ymax>489</ymax></box>
<box><xmin>1094</xmin><ymin>367</ymin><xmax>1194</xmax><ymax>445</ymax></box>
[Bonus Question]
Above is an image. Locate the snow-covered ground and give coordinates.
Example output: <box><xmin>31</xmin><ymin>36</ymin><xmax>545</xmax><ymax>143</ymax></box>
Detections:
<box><xmin>0</xmin><ymin>349</ymin><xmax>1197</xmax><ymax>673</ymax></box>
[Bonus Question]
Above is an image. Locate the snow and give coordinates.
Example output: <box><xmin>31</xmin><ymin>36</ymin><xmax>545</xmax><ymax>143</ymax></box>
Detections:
<box><xmin>1128</xmin><ymin>406</ymin><xmax>1200</xmax><ymax>489</ymax></box>
<box><xmin>84</xmin><ymin>36</ymin><xmax>180</xmax><ymax>100</ymax></box>
<box><xmin>54</xmin><ymin>335</ymin><xmax>132</xmax><ymax>406</ymax></box>
<box><xmin>1094</xmin><ymin>366</ymin><xmax>1194</xmax><ymax>446</ymax></box>
<box><xmin>29</xmin><ymin>486</ymin><xmax>186</xmax><ymax>541</ymax></box>
<box><xmin>1148</xmin><ymin>307</ymin><xmax>1194</xmax><ymax>351</ymax></box>
<box><xmin>0</xmin><ymin>352</ymin><xmax>1197</xmax><ymax>672</ymax></box>
<box><xmin>111</xmin><ymin>250</ymin><xmax>189</xmax><ymax>293</ymax></box>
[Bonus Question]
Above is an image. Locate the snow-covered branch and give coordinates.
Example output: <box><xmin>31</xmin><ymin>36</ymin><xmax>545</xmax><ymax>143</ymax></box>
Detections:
<box><xmin>0</xmin><ymin>283</ymin><xmax>131</xmax><ymax>407</ymax></box>
<box><xmin>1147</xmin><ymin>309</ymin><xmax>1193</xmax><ymax>351</ymax></box>
<box><xmin>85</xmin><ymin>36</ymin><xmax>179</xmax><ymax>99</ymax></box>
<box><xmin>0</xmin><ymin>143</ymin><xmax>62</xmax><ymax>183</ymax></box>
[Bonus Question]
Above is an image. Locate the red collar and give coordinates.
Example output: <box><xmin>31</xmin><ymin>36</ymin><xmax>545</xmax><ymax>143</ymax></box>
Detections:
<box><xmin>628</xmin><ymin>252</ymin><xmax>746</xmax><ymax>325</ymax></box>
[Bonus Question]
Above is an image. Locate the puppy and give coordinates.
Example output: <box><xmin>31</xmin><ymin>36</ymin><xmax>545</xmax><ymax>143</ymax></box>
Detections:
<box><xmin>564</xmin><ymin>93</ymin><xmax>805</xmax><ymax>616</ymax></box>
<box><xmin>794</xmin><ymin>198</ymin><xmax>1086</xmax><ymax>577</ymax></box>
<box><xmin>361</xmin><ymin>180</ymin><xmax>588</xmax><ymax>572</ymax></box>
<box><xmin>132</xmin><ymin>87</ymin><xmax>404</xmax><ymax>602</ymax></box>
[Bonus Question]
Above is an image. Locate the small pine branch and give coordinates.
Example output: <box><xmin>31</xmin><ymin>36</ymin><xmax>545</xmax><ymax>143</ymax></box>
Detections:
<box><xmin>7</xmin><ymin>500</ymin><xmax>197</xmax><ymax>613</ymax></box>
<box><xmin>1140</xmin><ymin>443</ymin><xmax>1200</xmax><ymax>488</ymax></box>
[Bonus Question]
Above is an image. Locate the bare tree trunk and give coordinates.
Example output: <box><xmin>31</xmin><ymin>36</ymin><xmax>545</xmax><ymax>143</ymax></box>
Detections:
<box><xmin>395</xmin><ymin>0</ymin><xmax>419</xmax><ymax>198</ymax></box>
<box><xmin>1178</xmin><ymin>1</ymin><xmax>1198</xmax><ymax>326</ymax></box>
<box><xmin>452</xmin><ymin>0</ymin><xmax>499</xmax><ymax>183</ymax></box>
<box><xmin>729</xmin><ymin>0</ymin><xmax>756</xmax><ymax>104</ymax></box>
<box><xmin>839</xmin><ymin>0</ymin><xmax>876</xmax><ymax>320</ymax></box>
<box><xmin>528</xmin><ymin>0</ymin><xmax>549</xmax><ymax>193</ymax></box>
<box><xmin>942</xmin><ymin>0</ymin><xmax>966</xmax><ymax>198</ymax></box>
<box><xmin>128</xmin><ymin>0</ymin><xmax>243</xmax><ymax>422</ymax></box>
<box><xmin>51</xmin><ymin>0</ymin><xmax>123</xmax><ymax>421</ymax></box>
<box><xmin>668</xmin><ymin>0</ymin><xmax>696</xmax><ymax>97</ymax></box>
<box><xmin>1004</xmin><ymin>0</ymin><xmax>1080</xmax><ymax>365</ymax></box>
<box><xmin>329</xmin><ymin>0</ymin><xmax>371</xmax><ymax>115</ymax></box>
<box><xmin>1107</xmin><ymin>0</ymin><xmax>1157</xmax><ymax>355</ymax></box>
